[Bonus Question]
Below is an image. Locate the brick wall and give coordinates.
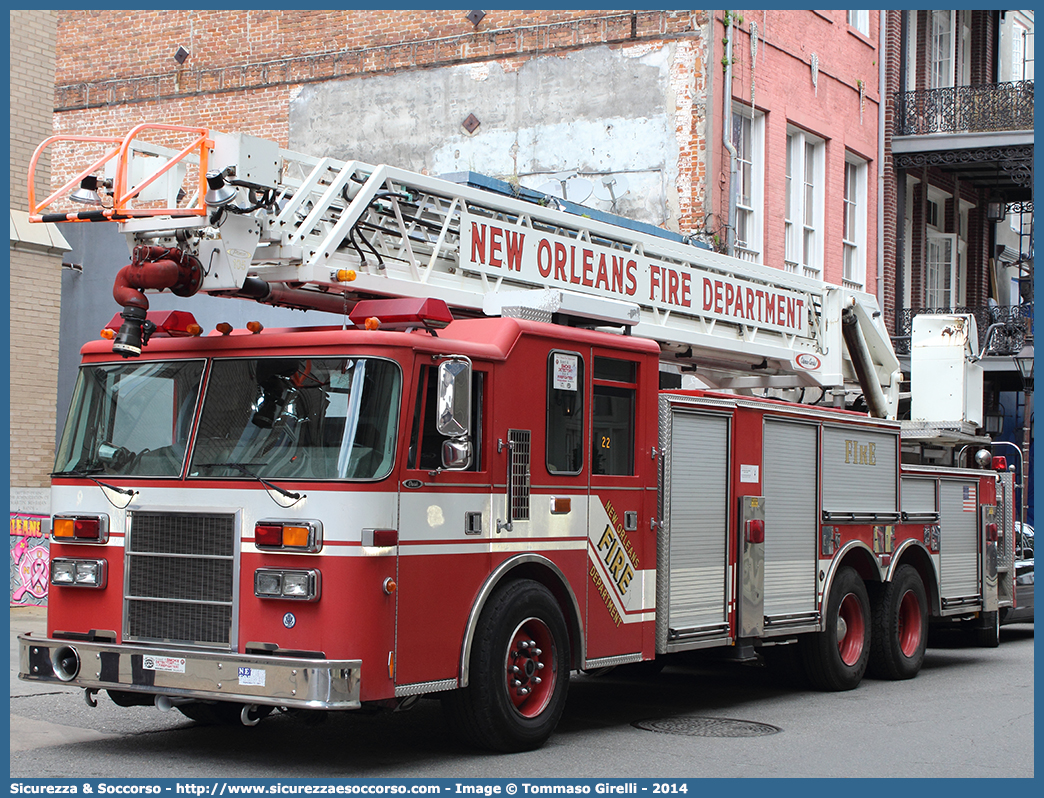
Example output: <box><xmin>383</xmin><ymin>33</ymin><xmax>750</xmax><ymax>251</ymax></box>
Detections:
<box><xmin>55</xmin><ymin>10</ymin><xmax>700</xmax><ymax>89</ymax></box>
<box><xmin>10</xmin><ymin>10</ymin><xmax>64</xmax><ymax>496</ymax></box>
<box><xmin>49</xmin><ymin>10</ymin><xmax>712</xmax><ymax>233</ymax></box>
<box><xmin>880</xmin><ymin>10</ymin><xmax>904</xmax><ymax>334</ymax></box>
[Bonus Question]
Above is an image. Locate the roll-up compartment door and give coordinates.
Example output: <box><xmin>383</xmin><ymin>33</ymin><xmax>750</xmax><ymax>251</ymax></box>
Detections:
<box><xmin>821</xmin><ymin>426</ymin><xmax>898</xmax><ymax>516</ymax></box>
<box><xmin>763</xmin><ymin>419</ymin><xmax>818</xmax><ymax>619</ymax></box>
<box><xmin>664</xmin><ymin>410</ymin><xmax>729</xmax><ymax>637</ymax></box>
<box><xmin>902</xmin><ymin>477</ymin><xmax>938</xmax><ymax>516</ymax></box>
<box><xmin>939</xmin><ymin>480</ymin><xmax>980</xmax><ymax>599</ymax></box>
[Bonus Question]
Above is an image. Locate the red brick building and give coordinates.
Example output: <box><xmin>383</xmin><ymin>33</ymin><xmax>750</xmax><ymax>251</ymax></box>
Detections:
<box><xmin>709</xmin><ymin>10</ymin><xmax>881</xmax><ymax>299</ymax></box>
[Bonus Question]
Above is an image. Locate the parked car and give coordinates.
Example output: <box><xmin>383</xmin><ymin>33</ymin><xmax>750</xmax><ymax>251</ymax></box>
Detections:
<box><xmin>1014</xmin><ymin>521</ymin><xmax>1034</xmax><ymax>558</ymax></box>
<box><xmin>1001</xmin><ymin>522</ymin><xmax>1033</xmax><ymax>625</ymax></box>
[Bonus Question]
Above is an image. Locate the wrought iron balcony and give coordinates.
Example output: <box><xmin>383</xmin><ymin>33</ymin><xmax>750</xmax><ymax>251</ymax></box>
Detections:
<box><xmin>894</xmin><ymin>81</ymin><xmax>1034</xmax><ymax>137</ymax></box>
<box><xmin>893</xmin><ymin>304</ymin><xmax>1031</xmax><ymax>356</ymax></box>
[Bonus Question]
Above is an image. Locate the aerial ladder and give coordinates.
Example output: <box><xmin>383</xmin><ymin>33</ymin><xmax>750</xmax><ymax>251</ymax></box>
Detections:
<box><xmin>29</xmin><ymin>123</ymin><xmax>902</xmax><ymax>418</ymax></box>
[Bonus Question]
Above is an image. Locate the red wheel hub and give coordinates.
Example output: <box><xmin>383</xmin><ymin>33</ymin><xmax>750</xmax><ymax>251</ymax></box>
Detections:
<box><xmin>897</xmin><ymin>589</ymin><xmax>923</xmax><ymax>658</ymax></box>
<box><xmin>837</xmin><ymin>593</ymin><xmax>865</xmax><ymax>666</ymax></box>
<box><xmin>505</xmin><ymin>617</ymin><xmax>555</xmax><ymax>718</ymax></box>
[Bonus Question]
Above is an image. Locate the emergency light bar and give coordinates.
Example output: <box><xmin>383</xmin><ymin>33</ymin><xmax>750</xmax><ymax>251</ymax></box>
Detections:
<box><xmin>102</xmin><ymin>310</ymin><xmax>202</xmax><ymax>339</ymax></box>
<box><xmin>348</xmin><ymin>297</ymin><xmax>454</xmax><ymax>332</ymax></box>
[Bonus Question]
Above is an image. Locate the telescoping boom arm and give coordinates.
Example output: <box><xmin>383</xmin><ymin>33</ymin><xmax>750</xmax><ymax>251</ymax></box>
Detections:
<box><xmin>28</xmin><ymin>123</ymin><xmax>901</xmax><ymax>417</ymax></box>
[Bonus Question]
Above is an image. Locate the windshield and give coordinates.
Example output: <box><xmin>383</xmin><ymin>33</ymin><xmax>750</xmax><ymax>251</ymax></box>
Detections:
<box><xmin>189</xmin><ymin>357</ymin><xmax>402</xmax><ymax>481</ymax></box>
<box><xmin>54</xmin><ymin>361</ymin><xmax>205</xmax><ymax>477</ymax></box>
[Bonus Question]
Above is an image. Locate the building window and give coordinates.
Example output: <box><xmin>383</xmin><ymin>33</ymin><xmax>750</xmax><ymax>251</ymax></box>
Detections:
<box><xmin>785</xmin><ymin>128</ymin><xmax>824</xmax><ymax>278</ymax></box>
<box><xmin>732</xmin><ymin>105</ymin><xmax>764</xmax><ymax>263</ymax></box>
<box><xmin>1011</xmin><ymin>19</ymin><xmax>1032</xmax><ymax>82</ymax></box>
<box><xmin>843</xmin><ymin>157</ymin><xmax>867</xmax><ymax>289</ymax></box>
<box><xmin>848</xmin><ymin>10</ymin><xmax>869</xmax><ymax>36</ymax></box>
<box><xmin>925</xmin><ymin>234</ymin><xmax>958</xmax><ymax>309</ymax></box>
<box><xmin>925</xmin><ymin>199</ymin><xmax>940</xmax><ymax>229</ymax></box>
<box><xmin>930</xmin><ymin>10</ymin><xmax>955</xmax><ymax>89</ymax></box>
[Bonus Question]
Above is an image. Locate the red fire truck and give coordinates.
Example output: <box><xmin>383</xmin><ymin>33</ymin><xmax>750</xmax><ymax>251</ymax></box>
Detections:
<box><xmin>20</xmin><ymin>125</ymin><xmax>1001</xmax><ymax>752</ymax></box>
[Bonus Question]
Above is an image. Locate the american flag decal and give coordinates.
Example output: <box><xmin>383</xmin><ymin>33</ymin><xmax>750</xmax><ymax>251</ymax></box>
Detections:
<box><xmin>962</xmin><ymin>485</ymin><xmax>977</xmax><ymax>512</ymax></box>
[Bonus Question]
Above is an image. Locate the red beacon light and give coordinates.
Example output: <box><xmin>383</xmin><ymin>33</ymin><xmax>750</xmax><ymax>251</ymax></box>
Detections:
<box><xmin>348</xmin><ymin>297</ymin><xmax>453</xmax><ymax>333</ymax></box>
<box><xmin>103</xmin><ymin>310</ymin><xmax>202</xmax><ymax>339</ymax></box>
<box><xmin>991</xmin><ymin>456</ymin><xmax>1008</xmax><ymax>471</ymax></box>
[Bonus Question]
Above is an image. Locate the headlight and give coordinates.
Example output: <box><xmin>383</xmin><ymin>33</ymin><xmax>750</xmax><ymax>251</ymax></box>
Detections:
<box><xmin>51</xmin><ymin>560</ymin><xmax>76</xmax><ymax>584</ymax></box>
<box><xmin>254</xmin><ymin>568</ymin><xmax>320</xmax><ymax>601</ymax></box>
<box><xmin>51</xmin><ymin>558</ymin><xmax>107</xmax><ymax>589</ymax></box>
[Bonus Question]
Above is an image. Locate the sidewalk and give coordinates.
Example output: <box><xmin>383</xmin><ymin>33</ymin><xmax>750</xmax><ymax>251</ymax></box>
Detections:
<box><xmin>9</xmin><ymin>604</ymin><xmax>118</xmax><ymax>751</ymax></box>
<box><xmin>10</xmin><ymin>605</ymin><xmax>48</xmax><ymax>697</ymax></box>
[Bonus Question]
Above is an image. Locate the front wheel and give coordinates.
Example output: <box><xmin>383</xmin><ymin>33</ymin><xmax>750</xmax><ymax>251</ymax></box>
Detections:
<box><xmin>442</xmin><ymin>579</ymin><xmax>570</xmax><ymax>752</ymax></box>
<box><xmin>867</xmin><ymin>564</ymin><xmax>928</xmax><ymax>680</ymax></box>
<box><xmin>801</xmin><ymin>566</ymin><xmax>871</xmax><ymax>691</ymax></box>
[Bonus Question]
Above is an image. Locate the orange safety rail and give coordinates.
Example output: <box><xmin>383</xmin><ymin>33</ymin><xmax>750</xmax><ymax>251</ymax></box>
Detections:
<box><xmin>28</xmin><ymin>135</ymin><xmax>123</xmax><ymax>222</ymax></box>
<box><xmin>28</xmin><ymin>124</ymin><xmax>214</xmax><ymax>223</ymax></box>
<box><xmin>113</xmin><ymin>124</ymin><xmax>213</xmax><ymax>217</ymax></box>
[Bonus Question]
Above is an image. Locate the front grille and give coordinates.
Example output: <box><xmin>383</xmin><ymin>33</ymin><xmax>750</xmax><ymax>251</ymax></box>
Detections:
<box><xmin>125</xmin><ymin>512</ymin><xmax>236</xmax><ymax>648</ymax></box>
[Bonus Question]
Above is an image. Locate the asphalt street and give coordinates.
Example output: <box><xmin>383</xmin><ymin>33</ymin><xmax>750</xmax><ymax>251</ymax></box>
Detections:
<box><xmin>9</xmin><ymin>605</ymin><xmax>1035</xmax><ymax>779</ymax></box>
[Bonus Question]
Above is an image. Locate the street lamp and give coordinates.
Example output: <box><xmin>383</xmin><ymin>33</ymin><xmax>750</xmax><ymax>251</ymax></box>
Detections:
<box><xmin>1013</xmin><ymin>346</ymin><xmax>1034</xmax><ymax>537</ymax></box>
<box><xmin>1014</xmin><ymin>348</ymin><xmax>1034</xmax><ymax>390</ymax></box>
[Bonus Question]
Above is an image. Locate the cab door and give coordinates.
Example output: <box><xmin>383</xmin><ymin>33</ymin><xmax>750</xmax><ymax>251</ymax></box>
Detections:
<box><xmin>585</xmin><ymin>351</ymin><xmax>649</xmax><ymax>661</ymax></box>
<box><xmin>395</xmin><ymin>362</ymin><xmax>491</xmax><ymax>688</ymax></box>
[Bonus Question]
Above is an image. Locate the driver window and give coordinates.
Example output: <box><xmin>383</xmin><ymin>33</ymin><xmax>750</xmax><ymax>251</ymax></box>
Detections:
<box><xmin>407</xmin><ymin>365</ymin><xmax>484</xmax><ymax>471</ymax></box>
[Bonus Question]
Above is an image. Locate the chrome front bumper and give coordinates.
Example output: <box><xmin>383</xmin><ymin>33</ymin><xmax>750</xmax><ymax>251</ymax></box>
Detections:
<box><xmin>19</xmin><ymin>633</ymin><xmax>361</xmax><ymax>710</ymax></box>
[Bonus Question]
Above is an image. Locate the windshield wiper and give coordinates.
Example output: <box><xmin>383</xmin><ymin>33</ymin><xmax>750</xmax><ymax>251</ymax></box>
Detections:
<box><xmin>51</xmin><ymin>467</ymin><xmax>137</xmax><ymax>498</ymax></box>
<box><xmin>202</xmin><ymin>462</ymin><xmax>304</xmax><ymax>503</ymax></box>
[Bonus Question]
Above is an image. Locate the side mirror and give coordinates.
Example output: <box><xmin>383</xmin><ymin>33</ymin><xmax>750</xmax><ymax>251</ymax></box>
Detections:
<box><xmin>436</xmin><ymin>358</ymin><xmax>471</xmax><ymax>437</ymax></box>
<box><xmin>442</xmin><ymin>439</ymin><xmax>472</xmax><ymax>470</ymax></box>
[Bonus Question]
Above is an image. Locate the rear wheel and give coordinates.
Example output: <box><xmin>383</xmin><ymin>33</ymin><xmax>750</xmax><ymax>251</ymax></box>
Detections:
<box><xmin>802</xmin><ymin>566</ymin><xmax>871</xmax><ymax>691</ymax></box>
<box><xmin>868</xmin><ymin>564</ymin><xmax>928</xmax><ymax>680</ymax></box>
<box><xmin>442</xmin><ymin>579</ymin><xmax>570</xmax><ymax>752</ymax></box>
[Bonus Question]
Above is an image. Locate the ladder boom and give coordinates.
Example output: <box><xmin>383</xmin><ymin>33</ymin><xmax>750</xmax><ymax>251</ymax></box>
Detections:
<box><xmin>28</xmin><ymin>125</ymin><xmax>901</xmax><ymax>417</ymax></box>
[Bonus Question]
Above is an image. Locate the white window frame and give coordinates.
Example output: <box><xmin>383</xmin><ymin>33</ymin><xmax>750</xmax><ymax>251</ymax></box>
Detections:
<box><xmin>848</xmin><ymin>11</ymin><xmax>870</xmax><ymax>37</ymax></box>
<box><xmin>731</xmin><ymin>104</ymin><xmax>764</xmax><ymax>264</ymax></box>
<box><xmin>842</xmin><ymin>156</ymin><xmax>868</xmax><ymax>289</ymax></box>
<box><xmin>784</xmin><ymin>127</ymin><xmax>824</xmax><ymax>278</ymax></box>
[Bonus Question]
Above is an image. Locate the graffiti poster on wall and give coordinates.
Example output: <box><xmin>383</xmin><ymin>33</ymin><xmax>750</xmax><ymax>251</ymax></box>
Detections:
<box><xmin>10</xmin><ymin>514</ymin><xmax>49</xmax><ymax>606</ymax></box>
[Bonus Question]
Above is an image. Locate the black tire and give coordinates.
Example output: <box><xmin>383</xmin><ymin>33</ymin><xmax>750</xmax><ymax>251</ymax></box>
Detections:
<box><xmin>974</xmin><ymin>610</ymin><xmax>1000</xmax><ymax>648</ymax></box>
<box><xmin>867</xmin><ymin>564</ymin><xmax>928</xmax><ymax>680</ymax></box>
<box><xmin>177</xmin><ymin>701</ymin><xmax>272</xmax><ymax>725</ymax></box>
<box><xmin>801</xmin><ymin>566</ymin><xmax>871</xmax><ymax>691</ymax></box>
<box><xmin>442</xmin><ymin>579</ymin><xmax>570</xmax><ymax>752</ymax></box>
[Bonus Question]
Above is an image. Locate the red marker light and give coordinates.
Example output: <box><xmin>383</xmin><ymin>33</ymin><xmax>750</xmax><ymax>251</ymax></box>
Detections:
<box><xmin>255</xmin><ymin>524</ymin><xmax>283</xmax><ymax>547</ymax></box>
<box><xmin>746</xmin><ymin>519</ymin><xmax>765</xmax><ymax>545</ymax></box>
